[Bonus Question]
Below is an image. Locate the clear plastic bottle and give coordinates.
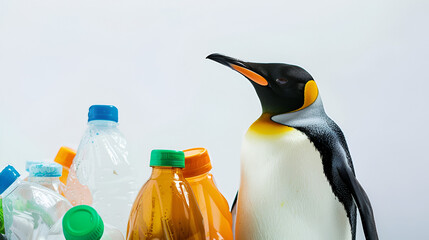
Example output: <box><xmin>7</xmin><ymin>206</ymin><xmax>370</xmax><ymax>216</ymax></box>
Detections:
<box><xmin>183</xmin><ymin>148</ymin><xmax>233</xmax><ymax>240</ymax></box>
<box><xmin>127</xmin><ymin>150</ymin><xmax>206</xmax><ymax>240</ymax></box>
<box><xmin>0</xmin><ymin>165</ymin><xmax>72</xmax><ymax>240</ymax></box>
<box><xmin>47</xmin><ymin>205</ymin><xmax>124</xmax><ymax>240</ymax></box>
<box><xmin>28</xmin><ymin>162</ymin><xmax>64</xmax><ymax>195</ymax></box>
<box><xmin>64</xmin><ymin>105</ymin><xmax>137</xmax><ymax>235</ymax></box>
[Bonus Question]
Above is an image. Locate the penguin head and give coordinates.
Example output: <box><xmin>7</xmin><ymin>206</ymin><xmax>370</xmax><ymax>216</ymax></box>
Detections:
<box><xmin>207</xmin><ymin>53</ymin><xmax>319</xmax><ymax>115</ymax></box>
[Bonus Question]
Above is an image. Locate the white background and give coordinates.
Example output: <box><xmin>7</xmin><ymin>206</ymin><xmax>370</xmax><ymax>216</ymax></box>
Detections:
<box><xmin>1</xmin><ymin>0</ymin><xmax>428</xmax><ymax>239</ymax></box>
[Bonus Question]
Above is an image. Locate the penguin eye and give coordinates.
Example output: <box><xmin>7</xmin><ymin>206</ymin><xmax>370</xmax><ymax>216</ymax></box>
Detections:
<box><xmin>275</xmin><ymin>78</ymin><xmax>288</xmax><ymax>85</ymax></box>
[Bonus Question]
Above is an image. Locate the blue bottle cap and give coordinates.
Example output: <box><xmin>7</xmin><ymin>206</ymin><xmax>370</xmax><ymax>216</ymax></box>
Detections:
<box><xmin>29</xmin><ymin>163</ymin><xmax>62</xmax><ymax>177</ymax></box>
<box><xmin>88</xmin><ymin>105</ymin><xmax>118</xmax><ymax>122</ymax></box>
<box><xmin>25</xmin><ymin>161</ymin><xmax>44</xmax><ymax>172</ymax></box>
<box><xmin>0</xmin><ymin>165</ymin><xmax>20</xmax><ymax>195</ymax></box>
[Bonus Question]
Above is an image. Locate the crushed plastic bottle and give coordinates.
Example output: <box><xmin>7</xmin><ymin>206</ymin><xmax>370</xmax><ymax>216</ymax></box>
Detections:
<box><xmin>64</xmin><ymin>105</ymin><xmax>137</xmax><ymax>235</ymax></box>
<box><xmin>0</xmin><ymin>165</ymin><xmax>72</xmax><ymax>240</ymax></box>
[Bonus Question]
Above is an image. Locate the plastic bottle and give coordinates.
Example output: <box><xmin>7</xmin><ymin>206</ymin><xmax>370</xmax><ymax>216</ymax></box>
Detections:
<box><xmin>127</xmin><ymin>150</ymin><xmax>206</xmax><ymax>240</ymax></box>
<box><xmin>183</xmin><ymin>148</ymin><xmax>233</xmax><ymax>240</ymax></box>
<box><xmin>54</xmin><ymin>147</ymin><xmax>76</xmax><ymax>186</ymax></box>
<box><xmin>28</xmin><ymin>162</ymin><xmax>64</xmax><ymax>195</ymax></box>
<box><xmin>0</xmin><ymin>165</ymin><xmax>72</xmax><ymax>240</ymax></box>
<box><xmin>47</xmin><ymin>205</ymin><xmax>124</xmax><ymax>240</ymax></box>
<box><xmin>23</xmin><ymin>147</ymin><xmax>75</xmax><ymax>195</ymax></box>
<box><xmin>64</xmin><ymin>105</ymin><xmax>137</xmax><ymax>235</ymax></box>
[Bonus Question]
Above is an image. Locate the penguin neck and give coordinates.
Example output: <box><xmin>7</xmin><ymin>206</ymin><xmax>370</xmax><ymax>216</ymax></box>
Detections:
<box><xmin>248</xmin><ymin>112</ymin><xmax>293</xmax><ymax>136</ymax></box>
<box><xmin>271</xmin><ymin>95</ymin><xmax>327</xmax><ymax>127</ymax></box>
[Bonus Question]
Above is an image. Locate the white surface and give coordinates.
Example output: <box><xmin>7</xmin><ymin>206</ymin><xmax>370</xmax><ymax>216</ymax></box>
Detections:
<box><xmin>0</xmin><ymin>0</ymin><xmax>428</xmax><ymax>239</ymax></box>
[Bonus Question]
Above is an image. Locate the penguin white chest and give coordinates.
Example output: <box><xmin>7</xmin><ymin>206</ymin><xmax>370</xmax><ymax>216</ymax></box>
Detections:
<box><xmin>236</xmin><ymin>128</ymin><xmax>351</xmax><ymax>240</ymax></box>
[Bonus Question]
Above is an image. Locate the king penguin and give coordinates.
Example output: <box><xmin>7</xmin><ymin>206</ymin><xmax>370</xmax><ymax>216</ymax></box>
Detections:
<box><xmin>207</xmin><ymin>53</ymin><xmax>378</xmax><ymax>240</ymax></box>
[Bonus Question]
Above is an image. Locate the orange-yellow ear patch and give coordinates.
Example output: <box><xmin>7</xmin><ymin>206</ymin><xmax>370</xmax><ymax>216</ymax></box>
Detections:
<box><xmin>231</xmin><ymin>64</ymin><xmax>268</xmax><ymax>86</ymax></box>
<box><xmin>295</xmin><ymin>80</ymin><xmax>318</xmax><ymax>111</ymax></box>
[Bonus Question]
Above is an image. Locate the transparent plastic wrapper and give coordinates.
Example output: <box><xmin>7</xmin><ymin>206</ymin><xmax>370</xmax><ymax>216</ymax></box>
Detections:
<box><xmin>64</xmin><ymin>105</ymin><xmax>137</xmax><ymax>235</ymax></box>
<box><xmin>0</xmin><ymin>165</ymin><xmax>72</xmax><ymax>240</ymax></box>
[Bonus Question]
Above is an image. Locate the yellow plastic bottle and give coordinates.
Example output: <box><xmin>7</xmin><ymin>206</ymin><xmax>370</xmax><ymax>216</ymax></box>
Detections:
<box><xmin>183</xmin><ymin>148</ymin><xmax>233</xmax><ymax>240</ymax></box>
<box><xmin>127</xmin><ymin>149</ymin><xmax>206</xmax><ymax>240</ymax></box>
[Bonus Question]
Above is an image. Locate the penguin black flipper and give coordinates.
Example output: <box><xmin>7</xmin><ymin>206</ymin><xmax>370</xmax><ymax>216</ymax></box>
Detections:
<box><xmin>231</xmin><ymin>191</ymin><xmax>238</xmax><ymax>212</ymax></box>
<box><xmin>272</xmin><ymin>96</ymin><xmax>379</xmax><ymax>240</ymax></box>
<box><xmin>336</xmin><ymin>155</ymin><xmax>379</xmax><ymax>240</ymax></box>
<box><xmin>231</xmin><ymin>191</ymin><xmax>238</xmax><ymax>238</ymax></box>
<box><xmin>294</xmin><ymin>121</ymin><xmax>379</xmax><ymax>240</ymax></box>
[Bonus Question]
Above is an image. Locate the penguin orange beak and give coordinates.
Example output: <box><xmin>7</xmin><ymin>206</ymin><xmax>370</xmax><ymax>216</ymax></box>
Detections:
<box><xmin>207</xmin><ymin>53</ymin><xmax>268</xmax><ymax>86</ymax></box>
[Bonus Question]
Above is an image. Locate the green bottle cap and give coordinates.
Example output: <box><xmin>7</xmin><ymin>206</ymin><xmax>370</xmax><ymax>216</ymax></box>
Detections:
<box><xmin>62</xmin><ymin>205</ymin><xmax>104</xmax><ymax>240</ymax></box>
<box><xmin>150</xmin><ymin>149</ymin><xmax>185</xmax><ymax>168</ymax></box>
<box><xmin>0</xmin><ymin>199</ymin><xmax>4</xmax><ymax>234</ymax></box>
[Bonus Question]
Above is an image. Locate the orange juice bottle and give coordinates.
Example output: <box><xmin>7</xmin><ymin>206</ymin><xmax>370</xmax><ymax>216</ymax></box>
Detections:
<box><xmin>183</xmin><ymin>148</ymin><xmax>233</xmax><ymax>240</ymax></box>
<box><xmin>127</xmin><ymin>150</ymin><xmax>206</xmax><ymax>240</ymax></box>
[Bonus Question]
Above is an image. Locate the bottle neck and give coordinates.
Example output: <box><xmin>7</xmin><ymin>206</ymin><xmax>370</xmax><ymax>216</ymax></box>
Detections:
<box><xmin>88</xmin><ymin>120</ymin><xmax>118</xmax><ymax>128</ymax></box>
<box><xmin>0</xmin><ymin>178</ymin><xmax>21</xmax><ymax>198</ymax></box>
<box><xmin>150</xmin><ymin>167</ymin><xmax>185</xmax><ymax>180</ymax></box>
<box><xmin>28</xmin><ymin>177</ymin><xmax>60</xmax><ymax>184</ymax></box>
<box><xmin>185</xmin><ymin>172</ymin><xmax>213</xmax><ymax>183</ymax></box>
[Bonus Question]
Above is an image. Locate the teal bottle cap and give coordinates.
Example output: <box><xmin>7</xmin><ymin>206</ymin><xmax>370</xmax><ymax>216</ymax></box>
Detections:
<box><xmin>25</xmin><ymin>161</ymin><xmax>44</xmax><ymax>172</ymax></box>
<box><xmin>29</xmin><ymin>163</ymin><xmax>62</xmax><ymax>177</ymax></box>
<box><xmin>62</xmin><ymin>205</ymin><xmax>104</xmax><ymax>240</ymax></box>
<box><xmin>150</xmin><ymin>149</ymin><xmax>185</xmax><ymax>168</ymax></box>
